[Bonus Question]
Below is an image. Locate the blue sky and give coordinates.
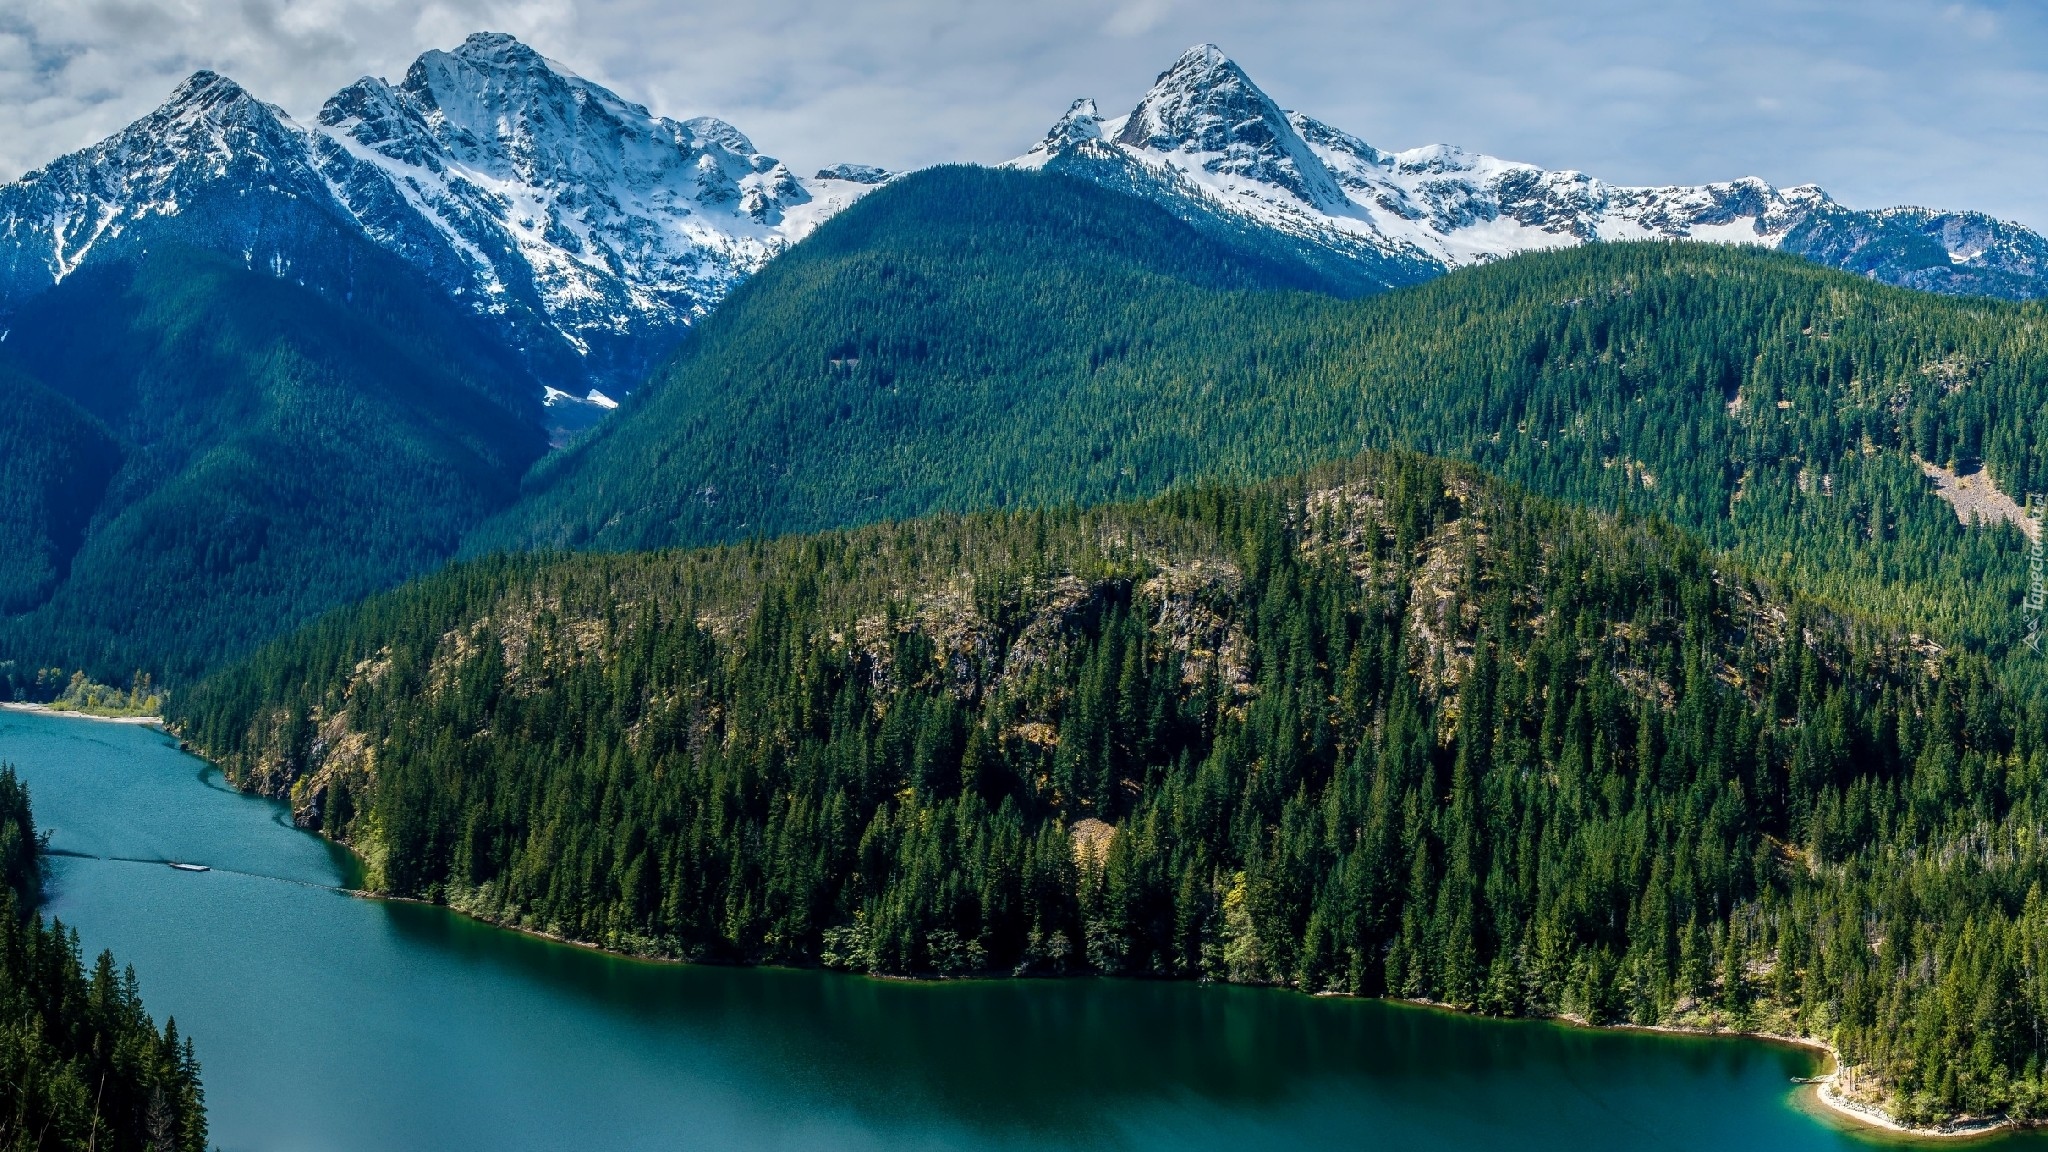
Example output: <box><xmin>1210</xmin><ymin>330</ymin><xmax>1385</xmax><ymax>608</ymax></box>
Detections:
<box><xmin>3</xmin><ymin>0</ymin><xmax>2045</xmax><ymax>228</ymax></box>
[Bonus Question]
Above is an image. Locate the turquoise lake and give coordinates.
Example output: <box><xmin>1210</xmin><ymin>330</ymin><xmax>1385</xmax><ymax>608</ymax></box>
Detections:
<box><xmin>2</xmin><ymin>706</ymin><xmax>2034</xmax><ymax>1151</ymax></box>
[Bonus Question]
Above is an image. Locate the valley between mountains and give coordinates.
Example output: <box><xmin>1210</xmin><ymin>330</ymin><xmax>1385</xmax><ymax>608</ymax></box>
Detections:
<box><xmin>4</xmin><ymin>28</ymin><xmax>2048</xmax><ymax>1144</ymax></box>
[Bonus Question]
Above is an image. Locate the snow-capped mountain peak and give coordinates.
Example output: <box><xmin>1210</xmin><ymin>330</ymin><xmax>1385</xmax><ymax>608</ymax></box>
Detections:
<box><xmin>0</xmin><ymin>32</ymin><xmax>890</xmax><ymax>399</ymax></box>
<box><xmin>1111</xmin><ymin>44</ymin><xmax>1349</xmax><ymax>214</ymax></box>
<box><xmin>157</xmin><ymin>70</ymin><xmax>261</xmax><ymax>126</ymax></box>
<box><xmin>313</xmin><ymin>30</ymin><xmax>841</xmax><ymax>376</ymax></box>
<box><xmin>319</xmin><ymin>76</ymin><xmax>443</xmax><ymax>171</ymax></box>
<box><xmin>0</xmin><ymin>68</ymin><xmax>344</xmax><ymax>288</ymax></box>
<box><xmin>391</xmin><ymin>29</ymin><xmax>809</xmax><ymax>224</ymax></box>
<box><xmin>1032</xmin><ymin>99</ymin><xmax>1105</xmax><ymax>155</ymax></box>
<box><xmin>54</xmin><ymin>68</ymin><xmax>304</xmax><ymax>187</ymax></box>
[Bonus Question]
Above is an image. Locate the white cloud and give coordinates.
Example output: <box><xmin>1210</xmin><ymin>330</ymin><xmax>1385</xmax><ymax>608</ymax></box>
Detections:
<box><xmin>0</xmin><ymin>0</ymin><xmax>2044</xmax><ymax>229</ymax></box>
<box><xmin>1106</xmin><ymin>0</ymin><xmax>1178</xmax><ymax>37</ymax></box>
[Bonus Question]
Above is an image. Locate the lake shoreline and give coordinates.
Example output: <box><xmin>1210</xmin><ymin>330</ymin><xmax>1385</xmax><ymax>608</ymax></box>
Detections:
<box><xmin>1370</xmin><ymin>999</ymin><xmax>2017</xmax><ymax>1140</ymax></box>
<box><xmin>1810</xmin><ymin>1074</ymin><xmax>2014</xmax><ymax>1142</ymax></box>
<box><xmin>1611</xmin><ymin>1024</ymin><xmax>2016</xmax><ymax>1141</ymax></box>
<box><xmin>352</xmin><ymin>879</ymin><xmax>2023</xmax><ymax>1140</ymax></box>
<box><xmin>346</xmin><ymin>888</ymin><xmax>698</xmax><ymax>968</ymax></box>
<box><xmin>1</xmin><ymin>702</ymin><xmax>162</xmax><ymax>725</ymax></box>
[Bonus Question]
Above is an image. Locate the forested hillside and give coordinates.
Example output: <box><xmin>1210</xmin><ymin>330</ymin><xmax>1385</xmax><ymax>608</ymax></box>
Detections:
<box><xmin>0</xmin><ymin>242</ymin><xmax>549</xmax><ymax>688</ymax></box>
<box><xmin>476</xmin><ymin>166</ymin><xmax>2048</xmax><ymax>682</ymax></box>
<box><xmin>0</xmin><ymin>767</ymin><xmax>207</xmax><ymax>1150</ymax></box>
<box><xmin>182</xmin><ymin>453</ymin><xmax>2046</xmax><ymax>1126</ymax></box>
<box><xmin>465</xmin><ymin>164</ymin><xmax>1423</xmax><ymax>557</ymax></box>
<box><xmin>0</xmin><ymin>366</ymin><xmax>121</xmax><ymax>616</ymax></box>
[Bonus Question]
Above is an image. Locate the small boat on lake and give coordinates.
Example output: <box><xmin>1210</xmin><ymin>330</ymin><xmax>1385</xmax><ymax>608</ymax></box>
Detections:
<box><xmin>168</xmin><ymin>862</ymin><xmax>210</xmax><ymax>872</ymax></box>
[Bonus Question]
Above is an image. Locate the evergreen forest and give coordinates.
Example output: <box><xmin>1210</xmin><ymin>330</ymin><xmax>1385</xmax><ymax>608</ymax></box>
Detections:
<box><xmin>179</xmin><ymin>452</ymin><xmax>2048</xmax><ymax>1125</ymax></box>
<box><xmin>0</xmin><ymin>767</ymin><xmax>206</xmax><ymax>1150</ymax></box>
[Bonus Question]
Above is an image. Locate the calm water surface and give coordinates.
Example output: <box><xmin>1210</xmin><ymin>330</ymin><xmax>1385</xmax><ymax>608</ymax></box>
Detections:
<box><xmin>1</xmin><ymin>708</ymin><xmax>2034</xmax><ymax>1151</ymax></box>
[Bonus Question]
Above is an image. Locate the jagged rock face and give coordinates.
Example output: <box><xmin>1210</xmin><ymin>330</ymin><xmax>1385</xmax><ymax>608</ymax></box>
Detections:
<box><xmin>0</xmin><ymin>33</ymin><xmax>887</xmax><ymax>397</ymax></box>
<box><xmin>815</xmin><ymin>163</ymin><xmax>894</xmax><ymax>185</ymax></box>
<box><xmin>1016</xmin><ymin>43</ymin><xmax>2048</xmax><ymax>301</ymax></box>
<box><xmin>1113</xmin><ymin>45</ymin><xmax>1350</xmax><ymax>213</ymax></box>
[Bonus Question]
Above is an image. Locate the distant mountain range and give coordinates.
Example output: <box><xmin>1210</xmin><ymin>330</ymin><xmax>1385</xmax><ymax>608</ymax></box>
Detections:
<box><xmin>1011</xmin><ymin>44</ymin><xmax>2048</xmax><ymax>300</ymax></box>
<box><xmin>2</xmin><ymin>35</ymin><xmax>2043</xmax><ymax>409</ymax></box>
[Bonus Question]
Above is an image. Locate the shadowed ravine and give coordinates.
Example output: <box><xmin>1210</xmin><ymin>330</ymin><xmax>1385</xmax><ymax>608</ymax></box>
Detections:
<box><xmin>1</xmin><ymin>707</ymin><xmax>2031</xmax><ymax>1151</ymax></box>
